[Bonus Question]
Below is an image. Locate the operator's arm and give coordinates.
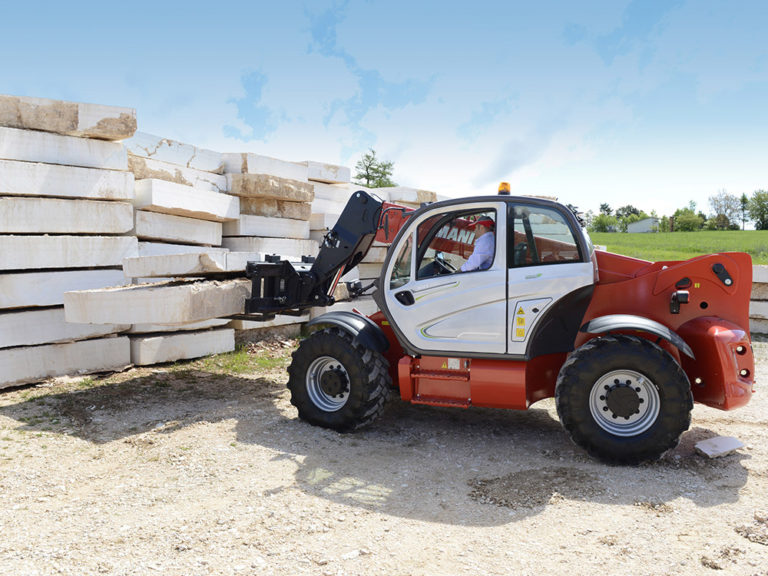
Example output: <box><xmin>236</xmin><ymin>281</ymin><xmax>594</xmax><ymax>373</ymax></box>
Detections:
<box><xmin>460</xmin><ymin>233</ymin><xmax>495</xmax><ymax>272</ymax></box>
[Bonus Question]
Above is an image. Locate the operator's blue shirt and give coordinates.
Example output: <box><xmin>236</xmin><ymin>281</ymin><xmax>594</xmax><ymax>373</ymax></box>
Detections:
<box><xmin>460</xmin><ymin>232</ymin><xmax>494</xmax><ymax>272</ymax></box>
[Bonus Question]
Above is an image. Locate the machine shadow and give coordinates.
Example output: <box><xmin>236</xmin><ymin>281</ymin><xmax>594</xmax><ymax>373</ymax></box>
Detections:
<box><xmin>0</xmin><ymin>369</ymin><xmax>749</xmax><ymax>527</ymax></box>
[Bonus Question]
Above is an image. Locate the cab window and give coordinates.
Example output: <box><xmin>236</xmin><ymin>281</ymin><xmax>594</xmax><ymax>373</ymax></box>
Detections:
<box><xmin>389</xmin><ymin>233</ymin><xmax>413</xmax><ymax>289</ymax></box>
<box><xmin>415</xmin><ymin>209</ymin><xmax>496</xmax><ymax>280</ymax></box>
<box><xmin>510</xmin><ymin>205</ymin><xmax>581</xmax><ymax>267</ymax></box>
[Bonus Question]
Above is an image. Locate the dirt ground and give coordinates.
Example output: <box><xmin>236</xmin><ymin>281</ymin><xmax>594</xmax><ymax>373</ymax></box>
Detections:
<box><xmin>1</xmin><ymin>338</ymin><xmax>767</xmax><ymax>576</ymax></box>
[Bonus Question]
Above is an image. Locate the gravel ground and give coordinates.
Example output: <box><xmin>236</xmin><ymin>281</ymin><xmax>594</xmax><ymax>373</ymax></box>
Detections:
<box><xmin>0</xmin><ymin>338</ymin><xmax>766</xmax><ymax>576</ymax></box>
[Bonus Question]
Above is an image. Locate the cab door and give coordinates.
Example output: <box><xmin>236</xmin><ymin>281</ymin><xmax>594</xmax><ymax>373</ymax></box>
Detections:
<box><xmin>382</xmin><ymin>201</ymin><xmax>508</xmax><ymax>356</ymax></box>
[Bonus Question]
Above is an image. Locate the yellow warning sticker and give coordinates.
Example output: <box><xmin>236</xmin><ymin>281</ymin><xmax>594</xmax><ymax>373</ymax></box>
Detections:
<box><xmin>694</xmin><ymin>283</ymin><xmax>700</xmax><ymax>289</ymax></box>
<box><xmin>516</xmin><ymin>317</ymin><xmax>525</xmax><ymax>326</ymax></box>
<box><xmin>516</xmin><ymin>328</ymin><xmax>525</xmax><ymax>338</ymax></box>
<box><xmin>517</xmin><ymin>308</ymin><xmax>525</xmax><ymax>315</ymax></box>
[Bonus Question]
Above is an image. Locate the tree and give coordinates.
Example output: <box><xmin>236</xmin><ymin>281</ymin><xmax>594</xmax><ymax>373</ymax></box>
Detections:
<box><xmin>615</xmin><ymin>205</ymin><xmax>640</xmax><ymax>219</ymax></box>
<box><xmin>353</xmin><ymin>149</ymin><xmax>397</xmax><ymax>188</ymax></box>
<box><xmin>708</xmin><ymin>190</ymin><xmax>741</xmax><ymax>230</ymax></box>
<box><xmin>589</xmin><ymin>213</ymin><xmax>618</xmax><ymax>233</ymax></box>
<box><xmin>748</xmin><ymin>190</ymin><xmax>768</xmax><ymax>230</ymax></box>
<box><xmin>599</xmin><ymin>203</ymin><xmax>613</xmax><ymax>216</ymax></box>
<box><xmin>740</xmin><ymin>193</ymin><xmax>750</xmax><ymax>230</ymax></box>
<box><xmin>672</xmin><ymin>207</ymin><xmax>703</xmax><ymax>232</ymax></box>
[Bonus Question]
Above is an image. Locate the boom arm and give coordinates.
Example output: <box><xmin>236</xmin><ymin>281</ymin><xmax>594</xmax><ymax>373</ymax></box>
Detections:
<box><xmin>244</xmin><ymin>191</ymin><xmax>411</xmax><ymax>318</ymax></box>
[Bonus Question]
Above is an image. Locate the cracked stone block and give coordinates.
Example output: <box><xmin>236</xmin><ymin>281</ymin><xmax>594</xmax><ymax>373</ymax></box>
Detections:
<box><xmin>239</xmin><ymin>198</ymin><xmax>311</xmax><ymax>220</ymax></box>
<box><xmin>223</xmin><ymin>152</ymin><xmax>308</xmax><ymax>181</ymax></box>
<box><xmin>134</xmin><ymin>210</ymin><xmax>222</xmax><ymax>246</ymax></box>
<box><xmin>695</xmin><ymin>436</ymin><xmax>745</xmax><ymax>458</ymax></box>
<box><xmin>0</xmin><ymin>269</ymin><xmax>128</xmax><ymax>310</ymax></box>
<box><xmin>64</xmin><ymin>278</ymin><xmax>251</xmax><ymax>325</ymax></box>
<box><xmin>125</xmin><ymin>132</ymin><xmax>223</xmax><ymax>173</ymax></box>
<box><xmin>0</xmin><ymin>236</ymin><xmax>138</xmax><ymax>270</ymax></box>
<box><xmin>223</xmin><ymin>215</ymin><xmax>310</xmax><ymax>239</ymax></box>
<box><xmin>129</xmin><ymin>156</ymin><xmax>227</xmax><ymax>193</ymax></box>
<box><xmin>129</xmin><ymin>328</ymin><xmax>235</xmax><ymax>366</ymax></box>
<box><xmin>0</xmin><ymin>127</ymin><xmax>127</xmax><ymax>170</ymax></box>
<box><xmin>0</xmin><ymin>307</ymin><xmax>128</xmax><ymax>349</ymax></box>
<box><xmin>0</xmin><ymin>337</ymin><xmax>131</xmax><ymax>389</ymax></box>
<box><xmin>137</xmin><ymin>241</ymin><xmax>229</xmax><ymax>257</ymax></box>
<box><xmin>304</xmin><ymin>161</ymin><xmax>351</xmax><ymax>184</ymax></box>
<box><xmin>0</xmin><ymin>197</ymin><xmax>134</xmax><ymax>234</ymax></box>
<box><xmin>227</xmin><ymin>173</ymin><xmax>313</xmax><ymax>203</ymax></box>
<box><xmin>128</xmin><ymin>318</ymin><xmax>230</xmax><ymax>334</ymax></box>
<box><xmin>0</xmin><ymin>159</ymin><xmax>134</xmax><ymax>200</ymax></box>
<box><xmin>133</xmin><ymin>178</ymin><xmax>239</xmax><ymax>222</ymax></box>
<box><xmin>0</xmin><ymin>94</ymin><xmax>136</xmax><ymax>140</ymax></box>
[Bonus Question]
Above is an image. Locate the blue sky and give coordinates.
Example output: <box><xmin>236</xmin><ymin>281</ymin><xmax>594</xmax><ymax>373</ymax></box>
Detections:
<box><xmin>2</xmin><ymin>0</ymin><xmax>766</xmax><ymax>216</ymax></box>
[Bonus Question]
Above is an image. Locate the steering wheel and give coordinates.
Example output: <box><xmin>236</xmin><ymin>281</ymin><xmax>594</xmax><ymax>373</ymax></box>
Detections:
<box><xmin>434</xmin><ymin>252</ymin><xmax>457</xmax><ymax>274</ymax></box>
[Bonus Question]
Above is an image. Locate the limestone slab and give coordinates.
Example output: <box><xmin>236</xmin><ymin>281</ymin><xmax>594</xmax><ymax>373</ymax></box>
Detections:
<box><xmin>695</xmin><ymin>436</ymin><xmax>744</xmax><ymax>458</ymax></box>
<box><xmin>130</xmin><ymin>328</ymin><xmax>234</xmax><ymax>365</ymax></box>
<box><xmin>135</xmin><ymin>210</ymin><xmax>222</xmax><ymax>246</ymax></box>
<box><xmin>64</xmin><ymin>279</ymin><xmax>251</xmax><ymax>325</ymax></box>
<box><xmin>128</xmin><ymin>156</ymin><xmax>227</xmax><ymax>192</ymax></box>
<box><xmin>0</xmin><ymin>127</ymin><xmax>127</xmax><ymax>170</ymax></box>
<box><xmin>134</xmin><ymin>178</ymin><xmax>239</xmax><ymax>222</ymax></box>
<box><xmin>240</xmin><ymin>197</ymin><xmax>311</xmax><ymax>220</ymax></box>
<box><xmin>362</xmin><ymin>247</ymin><xmax>389</xmax><ymax>263</ymax></box>
<box><xmin>386</xmin><ymin>186</ymin><xmax>438</xmax><ymax>205</ymax></box>
<box><xmin>128</xmin><ymin>318</ymin><xmax>230</xmax><ymax>334</ymax></box>
<box><xmin>310</xmin><ymin>213</ymin><xmax>340</xmax><ymax>231</ymax></box>
<box><xmin>138</xmin><ymin>242</ymin><xmax>229</xmax><ymax>257</ymax></box>
<box><xmin>223</xmin><ymin>215</ymin><xmax>310</xmax><ymax>239</ymax></box>
<box><xmin>123</xmin><ymin>251</ymin><xmax>272</xmax><ymax>278</ymax></box>
<box><xmin>305</xmin><ymin>161</ymin><xmax>351</xmax><ymax>184</ymax></box>
<box><xmin>125</xmin><ymin>132</ymin><xmax>223</xmax><ymax>173</ymax></box>
<box><xmin>222</xmin><ymin>237</ymin><xmax>318</xmax><ymax>258</ymax></box>
<box><xmin>0</xmin><ymin>159</ymin><xmax>134</xmax><ymax>200</ymax></box>
<box><xmin>227</xmin><ymin>173</ymin><xmax>313</xmax><ymax>202</ymax></box>
<box><xmin>749</xmin><ymin>300</ymin><xmax>768</xmax><ymax>320</ymax></box>
<box><xmin>312</xmin><ymin>182</ymin><xmax>354</xmax><ymax>200</ymax></box>
<box><xmin>223</xmin><ymin>153</ymin><xmax>308</xmax><ymax>181</ymax></box>
<box><xmin>0</xmin><ymin>269</ymin><xmax>127</xmax><ymax>309</ymax></box>
<box><xmin>0</xmin><ymin>336</ymin><xmax>130</xmax><ymax>389</ymax></box>
<box><xmin>0</xmin><ymin>307</ymin><xmax>128</xmax><ymax>349</ymax></box>
<box><xmin>0</xmin><ymin>197</ymin><xmax>134</xmax><ymax>234</ymax></box>
<box><xmin>0</xmin><ymin>94</ymin><xmax>136</xmax><ymax>140</ymax></box>
<box><xmin>753</xmin><ymin>266</ymin><xmax>768</xmax><ymax>283</ymax></box>
<box><xmin>230</xmin><ymin>312</ymin><xmax>310</xmax><ymax>330</ymax></box>
<box><xmin>0</xmin><ymin>236</ymin><xmax>138</xmax><ymax>270</ymax></box>
<box><xmin>311</xmin><ymin>197</ymin><xmax>348</xmax><ymax>216</ymax></box>
<box><xmin>751</xmin><ymin>283</ymin><xmax>768</xmax><ymax>300</ymax></box>
<box><xmin>356</xmin><ymin>263</ymin><xmax>383</xmax><ymax>279</ymax></box>
<box><xmin>750</xmin><ymin>317</ymin><xmax>768</xmax><ymax>334</ymax></box>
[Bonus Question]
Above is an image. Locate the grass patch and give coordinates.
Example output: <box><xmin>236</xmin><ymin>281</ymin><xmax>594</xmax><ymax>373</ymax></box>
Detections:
<box><xmin>194</xmin><ymin>341</ymin><xmax>292</xmax><ymax>375</ymax></box>
<box><xmin>590</xmin><ymin>230</ymin><xmax>768</xmax><ymax>264</ymax></box>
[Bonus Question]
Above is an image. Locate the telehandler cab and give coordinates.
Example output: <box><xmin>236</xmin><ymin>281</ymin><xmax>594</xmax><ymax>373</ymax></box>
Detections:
<box><xmin>243</xmin><ymin>187</ymin><xmax>755</xmax><ymax>464</ymax></box>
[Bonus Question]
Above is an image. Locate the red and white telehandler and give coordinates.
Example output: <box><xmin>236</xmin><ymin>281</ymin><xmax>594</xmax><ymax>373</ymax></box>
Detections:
<box><xmin>243</xmin><ymin>187</ymin><xmax>755</xmax><ymax>464</ymax></box>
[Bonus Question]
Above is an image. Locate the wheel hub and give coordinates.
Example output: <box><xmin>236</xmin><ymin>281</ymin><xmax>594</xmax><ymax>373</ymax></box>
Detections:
<box><xmin>320</xmin><ymin>367</ymin><xmax>349</xmax><ymax>398</ymax></box>
<box><xmin>589</xmin><ymin>369</ymin><xmax>660</xmax><ymax>437</ymax></box>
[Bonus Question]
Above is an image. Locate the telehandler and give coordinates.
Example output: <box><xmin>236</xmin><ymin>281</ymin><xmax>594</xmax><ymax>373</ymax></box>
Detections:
<box><xmin>243</xmin><ymin>186</ymin><xmax>755</xmax><ymax>464</ymax></box>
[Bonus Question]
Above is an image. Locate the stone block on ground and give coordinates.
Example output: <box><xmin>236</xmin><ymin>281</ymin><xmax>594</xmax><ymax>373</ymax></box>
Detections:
<box><xmin>753</xmin><ymin>265</ymin><xmax>768</xmax><ymax>284</ymax></box>
<box><xmin>125</xmin><ymin>132</ymin><xmax>223</xmax><ymax>173</ymax></box>
<box><xmin>0</xmin><ymin>127</ymin><xmax>127</xmax><ymax>170</ymax></box>
<box><xmin>239</xmin><ymin>197</ymin><xmax>311</xmax><ymax>220</ymax></box>
<box><xmin>129</xmin><ymin>157</ymin><xmax>227</xmax><ymax>193</ymax></box>
<box><xmin>695</xmin><ymin>436</ymin><xmax>745</xmax><ymax>458</ymax></box>
<box><xmin>137</xmin><ymin>242</ymin><xmax>229</xmax><ymax>258</ymax></box>
<box><xmin>227</xmin><ymin>173</ymin><xmax>313</xmax><ymax>202</ymax></box>
<box><xmin>0</xmin><ymin>269</ymin><xmax>128</xmax><ymax>309</ymax></box>
<box><xmin>305</xmin><ymin>161</ymin><xmax>351</xmax><ymax>184</ymax></box>
<box><xmin>749</xmin><ymin>317</ymin><xmax>768</xmax><ymax>334</ymax></box>
<box><xmin>751</xmin><ymin>283</ymin><xmax>768</xmax><ymax>300</ymax></box>
<box><xmin>134</xmin><ymin>210</ymin><xmax>222</xmax><ymax>246</ymax></box>
<box><xmin>0</xmin><ymin>307</ymin><xmax>128</xmax><ymax>349</ymax></box>
<box><xmin>133</xmin><ymin>178</ymin><xmax>239</xmax><ymax>222</ymax></box>
<box><xmin>64</xmin><ymin>279</ymin><xmax>251</xmax><ymax>325</ymax></box>
<box><xmin>749</xmin><ymin>300</ymin><xmax>768</xmax><ymax>320</ymax></box>
<box><xmin>223</xmin><ymin>215</ymin><xmax>310</xmax><ymax>239</ymax></box>
<box><xmin>356</xmin><ymin>263</ymin><xmax>383</xmax><ymax>279</ymax></box>
<box><xmin>130</xmin><ymin>328</ymin><xmax>235</xmax><ymax>366</ymax></box>
<box><xmin>124</xmin><ymin>251</ymin><xmax>282</xmax><ymax>279</ymax></box>
<box><xmin>0</xmin><ymin>336</ymin><xmax>130</xmax><ymax>389</ymax></box>
<box><xmin>0</xmin><ymin>159</ymin><xmax>134</xmax><ymax>200</ymax></box>
<box><xmin>0</xmin><ymin>94</ymin><xmax>136</xmax><ymax>140</ymax></box>
<box><xmin>222</xmin><ymin>237</ymin><xmax>318</xmax><ymax>259</ymax></box>
<box><xmin>229</xmin><ymin>312</ymin><xmax>310</xmax><ymax>331</ymax></box>
<box><xmin>0</xmin><ymin>236</ymin><xmax>138</xmax><ymax>270</ymax></box>
<box><xmin>223</xmin><ymin>153</ymin><xmax>308</xmax><ymax>181</ymax></box>
<box><xmin>0</xmin><ymin>197</ymin><xmax>133</xmax><ymax>234</ymax></box>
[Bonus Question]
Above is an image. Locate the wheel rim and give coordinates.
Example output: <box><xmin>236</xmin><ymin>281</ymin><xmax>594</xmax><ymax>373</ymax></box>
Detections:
<box><xmin>589</xmin><ymin>369</ymin><xmax>660</xmax><ymax>437</ymax></box>
<box><xmin>306</xmin><ymin>355</ymin><xmax>350</xmax><ymax>412</ymax></box>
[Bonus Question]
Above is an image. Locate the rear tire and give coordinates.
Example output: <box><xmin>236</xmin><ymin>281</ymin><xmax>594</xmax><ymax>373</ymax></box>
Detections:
<box><xmin>287</xmin><ymin>327</ymin><xmax>391</xmax><ymax>432</ymax></box>
<box><xmin>555</xmin><ymin>334</ymin><xmax>693</xmax><ymax>464</ymax></box>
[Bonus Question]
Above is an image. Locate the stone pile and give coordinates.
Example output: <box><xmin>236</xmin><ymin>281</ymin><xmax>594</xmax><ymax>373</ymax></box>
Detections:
<box><xmin>0</xmin><ymin>95</ymin><xmax>137</xmax><ymax>388</ymax></box>
<box><xmin>750</xmin><ymin>266</ymin><xmax>768</xmax><ymax>334</ymax></box>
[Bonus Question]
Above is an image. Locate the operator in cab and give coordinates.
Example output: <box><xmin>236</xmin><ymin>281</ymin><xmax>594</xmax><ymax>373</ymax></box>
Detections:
<box><xmin>460</xmin><ymin>217</ymin><xmax>495</xmax><ymax>272</ymax></box>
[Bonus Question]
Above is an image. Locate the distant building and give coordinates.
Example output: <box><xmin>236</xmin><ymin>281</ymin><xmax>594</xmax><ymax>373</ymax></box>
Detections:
<box><xmin>627</xmin><ymin>217</ymin><xmax>659</xmax><ymax>233</ymax></box>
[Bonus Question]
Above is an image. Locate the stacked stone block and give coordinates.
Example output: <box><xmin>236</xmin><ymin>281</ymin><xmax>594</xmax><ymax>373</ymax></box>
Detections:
<box><xmin>0</xmin><ymin>95</ymin><xmax>136</xmax><ymax>388</ymax></box>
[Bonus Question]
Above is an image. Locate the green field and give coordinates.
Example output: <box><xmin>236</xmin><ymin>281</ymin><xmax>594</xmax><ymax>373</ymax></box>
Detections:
<box><xmin>589</xmin><ymin>230</ymin><xmax>768</xmax><ymax>264</ymax></box>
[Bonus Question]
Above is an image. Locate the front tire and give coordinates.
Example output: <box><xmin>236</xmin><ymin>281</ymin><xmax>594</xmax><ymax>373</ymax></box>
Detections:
<box><xmin>287</xmin><ymin>327</ymin><xmax>391</xmax><ymax>432</ymax></box>
<box><xmin>555</xmin><ymin>334</ymin><xmax>693</xmax><ymax>464</ymax></box>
